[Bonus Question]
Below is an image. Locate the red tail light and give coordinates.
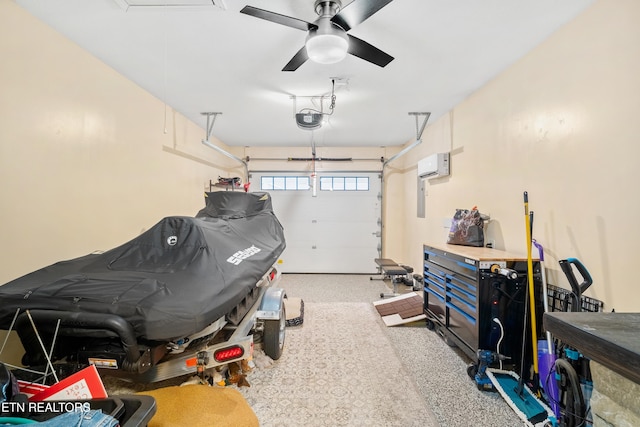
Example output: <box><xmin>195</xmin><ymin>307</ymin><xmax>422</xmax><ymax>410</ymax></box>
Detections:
<box><xmin>214</xmin><ymin>346</ymin><xmax>244</xmax><ymax>362</ymax></box>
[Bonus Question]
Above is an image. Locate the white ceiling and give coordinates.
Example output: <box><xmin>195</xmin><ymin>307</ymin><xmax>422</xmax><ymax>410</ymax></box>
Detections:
<box><xmin>15</xmin><ymin>0</ymin><xmax>594</xmax><ymax>147</ymax></box>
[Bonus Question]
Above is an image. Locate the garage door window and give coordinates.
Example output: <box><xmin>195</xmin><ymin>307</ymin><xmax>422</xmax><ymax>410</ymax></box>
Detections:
<box><xmin>260</xmin><ymin>176</ymin><xmax>310</xmax><ymax>191</ymax></box>
<box><xmin>319</xmin><ymin>176</ymin><xmax>369</xmax><ymax>191</ymax></box>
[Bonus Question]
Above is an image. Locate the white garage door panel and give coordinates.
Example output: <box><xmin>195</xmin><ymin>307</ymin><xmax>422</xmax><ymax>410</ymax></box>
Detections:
<box><xmin>254</xmin><ymin>172</ymin><xmax>380</xmax><ymax>273</ymax></box>
<box><xmin>272</xmin><ymin>195</ymin><xmax>313</xmax><ymax>217</ymax></box>
<box><xmin>301</xmin><ymin>247</ymin><xmax>371</xmax><ymax>273</ymax></box>
<box><xmin>314</xmin><ymin>221</ymin><xmax>374</xmax><ymax>245</ymax></box>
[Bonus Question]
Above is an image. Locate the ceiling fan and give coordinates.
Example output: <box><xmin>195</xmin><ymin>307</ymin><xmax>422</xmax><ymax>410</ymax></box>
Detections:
<box><xmin>240</xmin><ymin>0</ymin><xmax>395</xmax><ymax>71</ymax></box>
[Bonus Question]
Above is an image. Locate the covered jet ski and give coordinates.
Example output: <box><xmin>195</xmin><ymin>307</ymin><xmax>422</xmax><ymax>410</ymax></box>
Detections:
<box><xmin>0</xmin><ymin>191</ymin><xmax>286</xmax><ymax>377</ymax></box>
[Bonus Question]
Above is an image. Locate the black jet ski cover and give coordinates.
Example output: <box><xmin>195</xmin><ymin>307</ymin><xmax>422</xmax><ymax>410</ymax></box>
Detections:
<box><xmin>0</xmin><ymin>192</ymin><xmax>285</xmax><ymax>341</ymax></box>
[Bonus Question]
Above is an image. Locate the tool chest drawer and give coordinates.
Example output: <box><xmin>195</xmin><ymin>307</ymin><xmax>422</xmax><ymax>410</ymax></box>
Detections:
<box><xmin>422</xmin><ymin>258</ymin><xmax>447</xmax><ymax>324</ymax></box>
<box><xmin>423</xmin><ymin>244</ymin><xmax>542</xmax><ymax>370</ymax></box>
<box><xmin>423</xmin><ymin>246</ymin><xmax>480</xmax><ymax>349</ymax></box>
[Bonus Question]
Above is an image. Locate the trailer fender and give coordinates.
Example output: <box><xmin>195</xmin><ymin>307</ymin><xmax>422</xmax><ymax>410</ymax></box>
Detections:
<box><xmin>256</xmin><ymin>287</ymin><xmax>286</xmax><ymax>320</ymax></box>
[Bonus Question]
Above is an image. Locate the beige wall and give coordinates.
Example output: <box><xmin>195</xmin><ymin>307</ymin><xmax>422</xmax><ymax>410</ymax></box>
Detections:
<box><xmin>395</xmin><ymin>0</ymin><xmax>639</xmax><ymax>312</ymax></box>
<box><xmin>0</xmin><ymin>0</ymin><xmax>242</xmax><ymax>286</ymax></box>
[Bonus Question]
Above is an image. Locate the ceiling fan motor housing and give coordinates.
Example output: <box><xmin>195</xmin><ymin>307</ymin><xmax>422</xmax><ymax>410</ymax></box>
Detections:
<box><xmin>307</xmin><ymin>1</ymin><xmax>348</xmax><ymax>64</ymax></box>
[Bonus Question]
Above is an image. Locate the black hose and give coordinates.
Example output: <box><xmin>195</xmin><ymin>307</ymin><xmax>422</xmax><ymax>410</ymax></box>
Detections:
<box><xmin>555</xmin><ymin>358</ymin><xmax>586</xmax><ymax>427</ymax></box>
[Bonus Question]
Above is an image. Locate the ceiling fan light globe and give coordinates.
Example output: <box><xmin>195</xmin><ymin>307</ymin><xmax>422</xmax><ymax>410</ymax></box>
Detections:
<box><xmin>306</xmin><ymin>33</ymin><xmax>349</xmax><ymax>64</ymax></box>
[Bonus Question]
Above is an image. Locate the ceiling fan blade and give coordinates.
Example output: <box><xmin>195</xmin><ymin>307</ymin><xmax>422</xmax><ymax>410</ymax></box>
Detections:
<box><xmin>331</xmin><ymin>0</ymin><xmax>394</xmax><ymax>32</ymax></box>
<box><xmin>282</xmin><ymin>46</ymin><xmax>309</xmax><ymax>72</ymax></box>
<box><xmin>347</xmin><ymin>34</ymin><xmax>394</xmax><ymax>68</ymax></box>
<box><xmin>240</xmin><ymin>6</ymin><xmax>317</xmax><ymax>32</ymax></box>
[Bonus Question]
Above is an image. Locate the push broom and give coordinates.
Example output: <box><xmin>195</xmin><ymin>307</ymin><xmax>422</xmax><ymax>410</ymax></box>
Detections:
<box><xmin>524</xmin><ymin>191</ymin><xmax>540</xmax><ymax>389</ymax></box>
<box><xmin>485</xmin><ymin>192</ymin><xmax>555</xmax><ymax>426</ymax></box>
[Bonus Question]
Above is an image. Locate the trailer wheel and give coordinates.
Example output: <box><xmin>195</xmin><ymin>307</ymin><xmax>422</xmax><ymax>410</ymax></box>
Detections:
<box><xmin>263</xmin><ymin>304</ymin><xmax>286</xmax><ymax>360</ymax></box>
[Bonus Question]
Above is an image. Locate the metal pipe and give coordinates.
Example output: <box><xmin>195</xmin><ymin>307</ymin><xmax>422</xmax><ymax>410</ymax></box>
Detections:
<box><xmin>248</xmin><ymin>169</ymin><xmax>383</xmax><ymax>174</ymax></box>
<box><xmin>202</xmin><ymin>139</ymin><xmax>249</xmax><ymax>183</ymax></box>
<box><xmin>382</xmin><ymin>138</ymin><xmax>422</xmax><ymax>168</ymax></box>
<box><xmin>288</xmin><ymin>157</ymin><xmax>352</xmax><ymax>162</ymax></box>
<box><xmin>379</xmin><ymin>112</ymin><xmax>431</xmax><ymax>260</ymax></box>
<box><xmin>200</xmin><ymin>111</ymin><xmax>249</xmax><ymax>183</ymax></box>
<box><xmin>247</xmin><ymin>157</ymin><xmax>383</xmax><ymax>162</ymax></box>
<box><xmin>382</xmin><ymin>112</ymin><xmax>430</xmax><ymax>168</ymax></box>
<box><xmin>25</xmin><ymin>310</ymin><xmax>59</xmax><ymax>383</ymax></box>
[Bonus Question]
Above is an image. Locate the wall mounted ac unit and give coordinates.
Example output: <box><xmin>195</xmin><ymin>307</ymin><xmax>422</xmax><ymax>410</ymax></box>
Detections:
<box><xmin>418</xmin><ymin>152</ymin><xmax>450</xmax><ymax>179</ymax></box>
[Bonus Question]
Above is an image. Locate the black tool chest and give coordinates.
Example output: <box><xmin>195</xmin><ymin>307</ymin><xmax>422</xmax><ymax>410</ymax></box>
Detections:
<box><xmin>423</xmin><ymin>244</ymin><xmax>542</xmax><ymax>370</ymax></box>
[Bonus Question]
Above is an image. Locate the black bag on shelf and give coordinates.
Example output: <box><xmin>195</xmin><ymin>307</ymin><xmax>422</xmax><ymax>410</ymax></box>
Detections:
<box><xmin>447</xmin><ymin>207</ymin><xmax>486</xmax><ymax>247</ymax></box>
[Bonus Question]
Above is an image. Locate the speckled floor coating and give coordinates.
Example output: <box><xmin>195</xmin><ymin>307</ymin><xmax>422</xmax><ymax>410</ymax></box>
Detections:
<box><xmin>278</xmin><ymin>273</ymin><xmax>524</xmax><ymax>427</ymax></box>
<box><xmin>240</xmin><ymin>301</ymin><xmax>439</xmax><ymax>426</ymax></box>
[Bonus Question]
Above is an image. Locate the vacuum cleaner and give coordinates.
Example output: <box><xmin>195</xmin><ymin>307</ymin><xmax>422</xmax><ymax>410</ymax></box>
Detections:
<box><xmin>550</xmin><ymin>257</ymin><xmax>595</xmax><ymax>427</ymax></box>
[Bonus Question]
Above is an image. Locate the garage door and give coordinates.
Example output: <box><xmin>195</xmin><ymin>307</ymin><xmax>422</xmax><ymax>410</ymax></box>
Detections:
<box><xmin>253</xmin><ymin>172</ymin><xmax>381</xmax><ymax>273</ymax></box>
